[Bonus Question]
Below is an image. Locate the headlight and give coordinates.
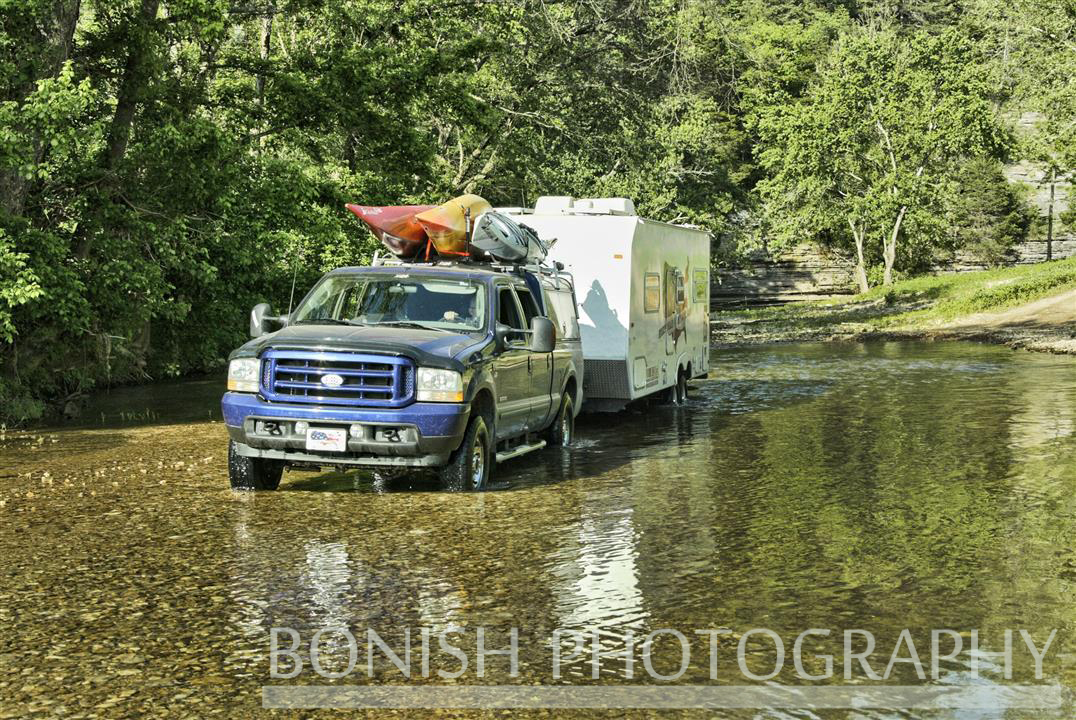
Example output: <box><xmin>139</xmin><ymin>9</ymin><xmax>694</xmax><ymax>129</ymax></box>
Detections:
<box><xmin>416</xmin><ymin>367</ymin><xmax>463</xmax><ymax>403</ymax></box>
<box><xmin>228</xmin><ymin>358</ymin><xmax>261</xmax><ymax>393</ymax></box>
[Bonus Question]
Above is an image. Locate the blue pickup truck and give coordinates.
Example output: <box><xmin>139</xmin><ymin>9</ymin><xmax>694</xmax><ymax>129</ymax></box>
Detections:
<box><xmin>221</xmin><ymin>261</ymin><xmax>583</xmax><ymax>491</ymax></box>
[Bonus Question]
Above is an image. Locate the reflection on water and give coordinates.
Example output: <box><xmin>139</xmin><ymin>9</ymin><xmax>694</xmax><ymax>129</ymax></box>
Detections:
<box><xmin>1</xmin><ymin>341</ymin><xmax>1074</xmax><ymax>718</ymax></box>
<box><xmin>552</xmin><ymin>500</ymin><xmax>647</xmax><ymax>633</ymax></box>
<box><xmin>71</xmin><ymin>373</ymin><xmax>222</xmax><ymax>427</ymax></box>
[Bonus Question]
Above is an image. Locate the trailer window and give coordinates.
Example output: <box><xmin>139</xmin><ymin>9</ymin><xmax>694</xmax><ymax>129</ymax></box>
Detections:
<box><xmin>643</xmin><ymin>273</ymin><xmax>661</xmax><ymax>313</ymax></box>
<box><xmin>694</xmin><ymin>269</ymin><xmax>708</xmax><ymax>303</ymax></box>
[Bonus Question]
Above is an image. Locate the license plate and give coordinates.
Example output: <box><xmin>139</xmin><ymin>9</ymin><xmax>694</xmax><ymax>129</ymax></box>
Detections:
<box><xmin>305</xmin><ymin>427</ymin><xmax>347</xmax><ymax>452</ymax></box>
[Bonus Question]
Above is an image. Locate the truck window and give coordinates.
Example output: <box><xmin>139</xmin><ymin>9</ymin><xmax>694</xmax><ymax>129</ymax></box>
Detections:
<box><xmin>546</xmin><ymin>290</ymin><xmax>580</xmax><ymax>340</ymax></box>
<box><xmin>294</xmin><ymin>275</ymin><xmax>485</xmax><ymax>331</ymax></box>
<box><xmin>497</xmin><ymin>287</ymin><xmax>527</xmax><ymax>343</ymax></box>
<box><xmin>516</xmin><ymin>288</ymin><xmax>541</xmax><ymax>327</ymax></box>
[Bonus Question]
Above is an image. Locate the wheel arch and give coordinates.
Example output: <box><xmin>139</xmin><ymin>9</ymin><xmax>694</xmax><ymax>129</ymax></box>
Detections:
<box><xmin>471</xmin><ymin>386</ymin><xmax>495</xmax><ymax>426</ymax></box>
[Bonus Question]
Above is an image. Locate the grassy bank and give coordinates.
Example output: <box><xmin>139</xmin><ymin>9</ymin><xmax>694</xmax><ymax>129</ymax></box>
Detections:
<box><xmin>713</xmin><ymin>256</ymin><xmax>1076</xmax><ymax>353</ymax></box>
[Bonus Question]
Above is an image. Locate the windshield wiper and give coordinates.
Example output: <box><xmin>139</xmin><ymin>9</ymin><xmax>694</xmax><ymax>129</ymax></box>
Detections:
<box><xmin>295</xmin><ymin>318</ymin><xmax>363</xmax><ymax>327</ymax></box>
<box><xmin>368</xmin><ymin>321</ymin><xmax>451</xmax><ymax>332</ymax></box>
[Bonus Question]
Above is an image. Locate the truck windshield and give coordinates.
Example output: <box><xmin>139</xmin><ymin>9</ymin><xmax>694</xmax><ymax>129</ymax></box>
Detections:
<box><xmin>293</xmin><ymin>275</ymin><xmax>486</xmax><ymax>332</ymax></box>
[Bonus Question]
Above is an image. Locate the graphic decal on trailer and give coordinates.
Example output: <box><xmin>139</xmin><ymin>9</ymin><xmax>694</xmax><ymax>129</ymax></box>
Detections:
<box><xmin>659</xmin><ymin>262</ymin><xmax>687</xmax><ymax>349</ymax></box>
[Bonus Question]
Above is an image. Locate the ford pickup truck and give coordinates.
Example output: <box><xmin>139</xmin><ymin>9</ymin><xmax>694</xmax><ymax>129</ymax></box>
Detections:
<box><xmin>221</xmin><ymin>262</ymin><xmax>583</xmax><ymax>491</ymax></box>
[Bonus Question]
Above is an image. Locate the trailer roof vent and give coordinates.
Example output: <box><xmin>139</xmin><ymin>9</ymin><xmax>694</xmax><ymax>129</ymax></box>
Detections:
<box><xmin>534</xmin><ymin>196</ymin><xmax>574</xmax><ymax>214</ymax></box>
<box><xmin>533</xmin><ymin>196</ymin><xmax>636</xmax><ymax>216</ymax></box>
<box><xmin>577</xmin><ymin>198</ymin><xmax>635</xmax><ymax>216</ymax></box>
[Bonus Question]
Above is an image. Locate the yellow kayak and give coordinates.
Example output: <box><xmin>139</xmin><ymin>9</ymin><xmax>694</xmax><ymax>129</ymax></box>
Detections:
<box><xmin>415</xmin><ymin>194</ymin><xmax>492</xmax><ymax>256</ymax></box>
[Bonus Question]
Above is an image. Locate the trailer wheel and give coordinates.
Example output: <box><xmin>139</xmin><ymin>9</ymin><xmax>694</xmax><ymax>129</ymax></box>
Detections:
<box><xmin>676</xmin><ymin>370</ymin><xmax>689</xmax><ymax>404</ymax></box>
<box><xmin>439</xmin><ymin>415</ymin><xmax>492</xmax><ymax>492</ymax></box>
<box><xmin>659</xmin><ymin>369</ymin><xmax>688</xmax><ymax>405</ymax></box>
<box><xmin>228</xmin><ymin>441</ymin><xmax>283</xmax><ymax>491</ymax></box>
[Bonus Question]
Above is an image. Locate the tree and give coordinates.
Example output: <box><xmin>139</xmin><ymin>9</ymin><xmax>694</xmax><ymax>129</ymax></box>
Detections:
<box><xmin>757</xmin><ymin>22</ymin><xmax>1004</xmax><ymax>291</ymax></box>
<box><xmin>947</xmin><ymin>158</ymin><xmax>1032</xmax><ymax>266</ymax></box>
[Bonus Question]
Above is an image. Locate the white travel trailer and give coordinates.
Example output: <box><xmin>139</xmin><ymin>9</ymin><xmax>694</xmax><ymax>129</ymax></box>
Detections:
<box><xmin>501</xmin><ymin>197</ymin><xmax>711</xmax><ymax>411</ymax></box>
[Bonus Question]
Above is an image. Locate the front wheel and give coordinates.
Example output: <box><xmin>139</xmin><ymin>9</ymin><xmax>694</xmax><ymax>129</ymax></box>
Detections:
<box><xmin>543</xmin><ymin>393</ymin><xmax>575</xmax><ymax>447</ymax></box>
<box><xmin>439</xmin><ymin>415</ymin><xmax>492</xmax><ymax>492</ymax></box>
<box><xmin>228</xmin><ymin>441</ymin><xmax>284</xmax><ymax>491</ymax></box>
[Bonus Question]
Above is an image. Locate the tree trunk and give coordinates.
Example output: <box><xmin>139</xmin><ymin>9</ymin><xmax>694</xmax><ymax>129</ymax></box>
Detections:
<box><xmin>1047</xmin><ymin>168</ymin><xmax>1055</xmax><ymax>262</ymax></box>
<box><xmin>849</xmin><ymin>218</ymin><xmax>870</xmax><ymax>294</ymax></box>
<box><xmin>883</xmin><ymin>205</ymin><xmax>907</xmax><ymax>286</ymax></box>
<box><xmin>256</xmin><ymin>13</ymin><xmax>272</xmax><ymax>104</ymax></box>
<box><xmin>76</xmin><ymin>0</ymin><xmax>158</xmax><ymax>260</ymax></box>
<box><xmin>0</xmin><ymin>0</ymin><xmax>81</xmax><ymax>218</ymax></box>
<box><xmin>344</xmin><ymin>131</ymin><xmax>357</xmax><ymax>173</ymax></box>
<box><xmin>103</xmin><ymin>0</ymin><xmax>160</xmax><ymax>173</ymax></box>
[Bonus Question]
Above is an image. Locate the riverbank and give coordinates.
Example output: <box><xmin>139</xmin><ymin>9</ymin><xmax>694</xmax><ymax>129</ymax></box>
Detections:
<box><xmin>712</xmin><ymin>256</ymin><xmax>1076</xmax><ymax>354</ymax></box>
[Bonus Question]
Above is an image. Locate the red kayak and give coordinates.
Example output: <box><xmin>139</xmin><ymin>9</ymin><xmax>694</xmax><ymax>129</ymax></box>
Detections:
<box><xmin>345</xmin><ymin>203</ymin><xmax>435</xmax><ymax>257</ymax></box>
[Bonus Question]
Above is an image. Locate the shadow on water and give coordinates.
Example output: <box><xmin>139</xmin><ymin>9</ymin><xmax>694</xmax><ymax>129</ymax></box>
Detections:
<box><xmin>277</xmin><ymin>375</ymin><xmax>823</xmax><ymax>494</ymax></box>
<box><xmin>256</xmin><ymin>346</ymin><xmax>851</xmax><ymax>494</ymax></box>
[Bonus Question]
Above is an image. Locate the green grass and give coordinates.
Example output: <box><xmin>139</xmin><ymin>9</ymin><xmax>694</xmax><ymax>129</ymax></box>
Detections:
<box><xmin>719</xmin><ymin>256</ymin><xmax>1076</xmax><ymax>334</ymax></box>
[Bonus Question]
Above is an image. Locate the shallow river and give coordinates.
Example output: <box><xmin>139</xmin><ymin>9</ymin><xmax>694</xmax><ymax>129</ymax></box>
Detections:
<box><xmin>1</xmin><ymin>342</ymin><xmax>1074</xmax><ymax>719</ymax></box>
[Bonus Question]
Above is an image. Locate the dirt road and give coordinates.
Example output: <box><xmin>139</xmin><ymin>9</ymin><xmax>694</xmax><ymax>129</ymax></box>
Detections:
<box><xmin>931</xmin><ymin>288</ymin><xmax>1076</xmax><ymax>353</ymax></box>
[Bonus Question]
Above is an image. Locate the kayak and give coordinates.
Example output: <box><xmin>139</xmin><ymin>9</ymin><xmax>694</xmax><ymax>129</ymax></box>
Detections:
<box><xmin>415</xmin><ymin>194</ymin><xmax>492</xmax><ymax>256</ymax></box>
<box><xmin>345</xmin><ymin>203</ymin><xmax>434</xmax><ymax>257</ymax></box>
<box><xmin>471</xmin><ymin>211</ymin><xmax>550</xmax><ymax>263</ymax></box>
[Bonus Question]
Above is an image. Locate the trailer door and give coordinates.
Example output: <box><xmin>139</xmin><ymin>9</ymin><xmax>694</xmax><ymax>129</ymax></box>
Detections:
<box><xmin>663</xmin><ymin>264</ymin><xmax>686</xmax><ymax>357</ymax></box>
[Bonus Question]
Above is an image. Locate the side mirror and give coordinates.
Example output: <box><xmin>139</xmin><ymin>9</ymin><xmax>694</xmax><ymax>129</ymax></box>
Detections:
<box><xmin>529</xmin><ymin>316</ymin><xmax>556</xmax><ymax>353</ymax></box>
<box><xmin>494</xmin><ymin>323</ymin><xmax>513</xmax><ymax>349</ymax></box>
<box><xmin>250</xmin><ymin>303</ymin><xmax>285</xmax><ymax>338</ymax></box>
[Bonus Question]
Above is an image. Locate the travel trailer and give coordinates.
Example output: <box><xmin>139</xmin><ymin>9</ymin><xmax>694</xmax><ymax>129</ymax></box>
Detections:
<box><xmin>501</xmin><ymin>197</ymin><xmax>711</xmax><ymax>411</ymax></box>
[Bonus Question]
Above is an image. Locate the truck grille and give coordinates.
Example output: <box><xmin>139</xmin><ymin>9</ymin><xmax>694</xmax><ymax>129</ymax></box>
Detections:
<box><xmin>260</xmin><ymin>350</ymin><xmax>414</xmax><ymax>407</ymax></box>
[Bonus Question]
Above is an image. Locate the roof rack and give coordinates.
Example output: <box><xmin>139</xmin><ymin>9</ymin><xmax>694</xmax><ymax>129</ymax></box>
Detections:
<box><xmin>370</xmin><ymin>251</ymin><xmax>574</xmax><ymax>291</ymax></box>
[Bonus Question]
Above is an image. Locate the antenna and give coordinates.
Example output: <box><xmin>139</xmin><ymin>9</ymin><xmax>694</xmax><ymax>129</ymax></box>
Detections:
<box><xmin>287</xmin><ymin>241</ymin><xmax>301</xmax><ymax>316</ymax></box>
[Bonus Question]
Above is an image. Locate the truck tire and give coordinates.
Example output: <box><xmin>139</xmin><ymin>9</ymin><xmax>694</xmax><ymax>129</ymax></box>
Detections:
<box><xmin>228</xmin><ymin>441</ymin><xmax>284</xmax><ymax>491</ymax></box>
<box><xmin>543</xmin><ymin>393</ymin><xmax>575</xmax><ymax>447</ymax></box>
<box><xmin>439</xmin><ymin>414</ymin><xmax>491</xmax><ymax>492</ymax></box>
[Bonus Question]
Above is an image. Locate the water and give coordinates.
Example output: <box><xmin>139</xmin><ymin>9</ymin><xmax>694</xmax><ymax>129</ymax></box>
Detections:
<box><xmin>1</xmin><ymin>341</ymin><xmax>1074</xmax><ymax>718</ymax></box>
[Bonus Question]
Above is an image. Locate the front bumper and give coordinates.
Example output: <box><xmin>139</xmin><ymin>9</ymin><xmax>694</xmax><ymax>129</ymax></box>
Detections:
<box><xmin>221</xmin><ymin>392</ymin><xmax>469</xmax><ymax>467</ymax></box>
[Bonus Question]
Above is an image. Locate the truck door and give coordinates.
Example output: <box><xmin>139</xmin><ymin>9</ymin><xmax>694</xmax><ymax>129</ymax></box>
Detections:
<box><xmin>493</xmin><ymin>286</ymin><xmax>531</xmax><ymax>440</ymax></box>
<box><xmin>516</xmin><ymin>286</ymin><xmax>553</xmax><ymax>431</ymax></box>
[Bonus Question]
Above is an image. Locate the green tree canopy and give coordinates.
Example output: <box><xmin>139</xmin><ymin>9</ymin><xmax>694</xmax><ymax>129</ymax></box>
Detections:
<box><xmin>757</xmin><ymin>23</ymin><xmax>1005</xmax><ymax>291</ymax></box>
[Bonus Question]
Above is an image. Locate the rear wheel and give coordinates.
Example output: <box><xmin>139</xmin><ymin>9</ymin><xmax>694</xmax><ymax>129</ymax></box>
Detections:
<box><xmin>439</xmin><ymin>414</ymin><xmax>492</xmax><ymax>491</ymax></box>
<box><xmin>660</xmin><ymin>369</ymin><xmax>688</xmax><ymax>405</ymax></box>
<box><xmin>676</xmin><ymin>370</ymin><xmax>689</xmax><ymax>404</ymax></box>
<box><xmin>228</xmin><ymin>441</ymin><xmax>284</xmax><ymax>490</ymax></box>
<box><xmin>544</xmin><ymin>393</ymin><xmax>575</xmax><ymax>447</ymax></box>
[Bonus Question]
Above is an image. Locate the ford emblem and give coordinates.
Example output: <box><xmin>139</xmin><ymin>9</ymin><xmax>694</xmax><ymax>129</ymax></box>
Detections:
<box><xmin>321</xmin><ymin>373</ymin><xmax>344</xmax><ymax>387</ymax></box>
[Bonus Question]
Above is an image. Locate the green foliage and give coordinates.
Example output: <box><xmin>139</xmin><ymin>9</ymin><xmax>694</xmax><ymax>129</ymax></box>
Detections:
<box><xmin>0</xmin><ymin>0</ymin><xmax>1073</xmax><ymax>420</ymax></box>
<box><xmin>864</xmin><ymin>256</ymin><xmax>1076</xmax><ymax>320</ymax></box>
<box><xmin>947</xmin><ymin>158</ymin><xmax>1033</xmax><ymax>266</ymax></box>
<box><xmin>0</xmin><ymin>228</ymin><xmax>41</xmax><ymax>341</ymax></box>
<box><xmin>757</xmin><ymin>21</ymin><xmax>1005</xmax><ymax>289</ymax></box>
